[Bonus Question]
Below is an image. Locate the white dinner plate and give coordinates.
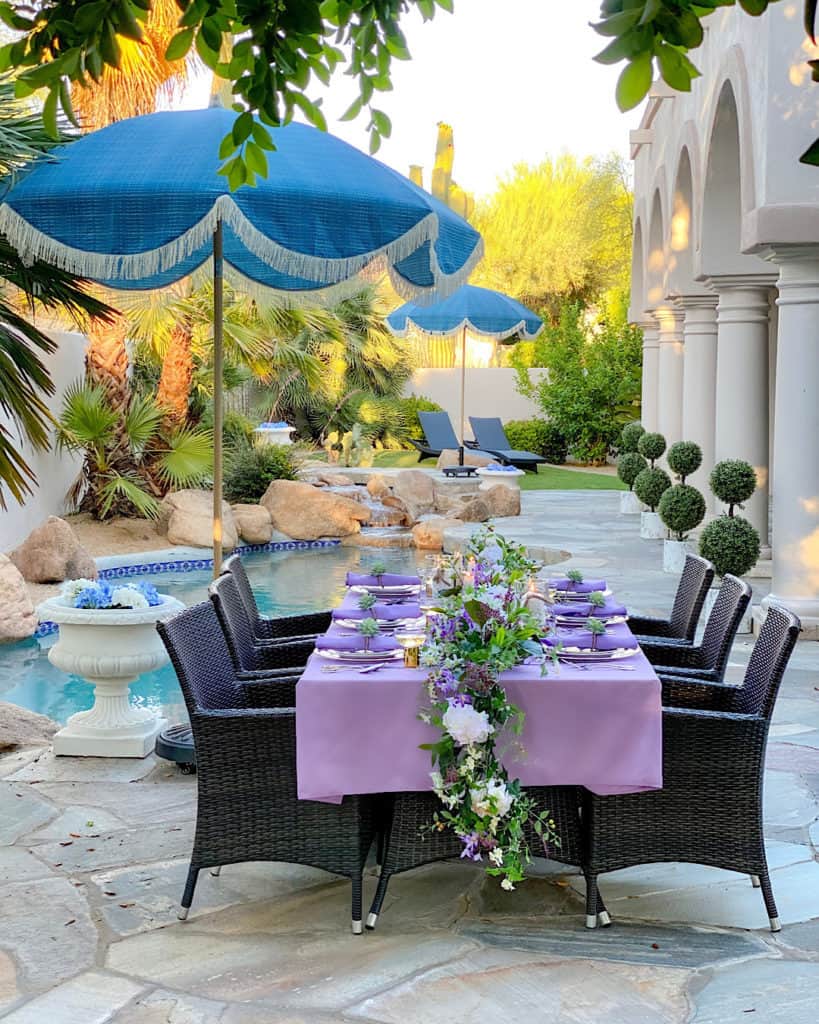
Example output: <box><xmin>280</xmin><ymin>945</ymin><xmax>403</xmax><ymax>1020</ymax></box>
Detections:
<box><xmin>349</xmin><ymin>584</ymin><xmax>421</xmax><ymax>597</ymax></box>
<box><xmin>554</xmin><ymin>614</ymin><xmax>628</xmax><ymax>628</ymax></box>
<box><xmin>335</xmin><ymin>617</ymin><xmax>424</xmax><ymax>632</ymax></box>
<box><xmin>552</xmin><ymin>588</ymin><xmax>613</xmax><ymax>601</ymax></box>
<box><xmin>555</xmin><ymin>647</ymin><xmax>639</xmax><ymax>662</ymax></box>
<box><xmin>317</xmin><ymin>648</ymin><xmax>403</xmax><ymax>663</ymax></box>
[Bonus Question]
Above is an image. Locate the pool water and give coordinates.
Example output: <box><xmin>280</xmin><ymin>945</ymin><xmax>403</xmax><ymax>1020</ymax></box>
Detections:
<box><xmin>0</xmin><ymin>545</ymin><xmax>421</xmax><ymax>725</ymax></box>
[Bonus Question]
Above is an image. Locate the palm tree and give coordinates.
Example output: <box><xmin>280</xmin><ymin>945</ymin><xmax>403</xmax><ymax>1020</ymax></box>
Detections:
<box><xmin>70</xmin><ymin>0</ymin><xmax>188</xmax><ymax>408</ymax></box>
<box><xmin>0</xmin><ymin>77</ymin><xmax>114</xmax><ymax>509</ymax></box>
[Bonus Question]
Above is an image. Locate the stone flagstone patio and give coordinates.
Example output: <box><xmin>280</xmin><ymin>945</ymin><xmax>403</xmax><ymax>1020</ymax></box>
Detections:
<box><xmin>1</xmin><ymin>490</ymin><xmax>818</xmax><ymax>1023</ymax></box>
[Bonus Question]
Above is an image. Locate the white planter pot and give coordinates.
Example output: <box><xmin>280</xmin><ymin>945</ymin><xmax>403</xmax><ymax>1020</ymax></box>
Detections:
<box><xmin>619</xmin><ymin>491</ymin><xmax>643</xmax><ymax>515</ymax></box>
<box><xmin>254</xmin><ymin>425</ymin><xmax>295</xmax><ymax>446</ymax></box>
<box><xmin>640</xmin><ymin>511</ymin><xmax>665</xmax><ymax>540</ymax></box>
<box><xmin>703</xmin><ymin>584</ymin><xmax>754</xmax><ymax>634</ymax></box>
<box><xmin>476</xmin><ymin>467</ymin><xmax>526</xmax><ymax>490</ymax></box>
<box><xmin>37</xmin><ymin>594</ymin><xmax>185</xmax><ymax>758</ymax></box>
<box><xmin>663</xmin><ymin>539</ymin><xmax>690</xmax><ymax>573</ymax></box>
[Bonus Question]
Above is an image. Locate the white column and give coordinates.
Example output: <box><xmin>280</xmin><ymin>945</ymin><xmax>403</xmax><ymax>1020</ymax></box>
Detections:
<box><xmin>762</xmin><ymin>247</ymin><xmax>819</xmax><ymax>632</ymax></box>
<box><xmin>709</xmin><ymin>275</ymin><xmax>774</xmax><ymax>556</ymax></box>
<box><xmin>640</xmin><ymin>319</ymin><xmax>660</xmax><ymax>432</ymax></box>
<box><xmin>679</xmin><ymin>295</ymin><xmax>718</xmax><ymax>496</ymax></box>
<box><xmin>655</xmin><ymin>305</ymin><xmax>684</xmax><ymax>446</ymax></box>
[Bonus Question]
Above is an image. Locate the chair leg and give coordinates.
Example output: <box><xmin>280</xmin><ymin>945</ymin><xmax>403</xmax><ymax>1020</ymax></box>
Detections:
<box><xmin>366</xmin><ymin>867</ymin><xmax>393</xmax><ymax>930</ymax></box>
<box><xmin>584</xmin><ymin>872</ymin><xmax>599</xmax><ymax>929</ymax></box>
<box><xmin>210</xmin><ymin>865</ymin><xmax>222</xmax><ymax>877</ymax></box>
<box><xmin>351</xmin><ymin>873</ymin><xmax>364</xmax><ymax>935</ymax></box>
<box><xmin>178</xmin><ymin>865</ymin><xmax>200</xmax><ymax>921</ymax></box>
<box><xmin>750</xmin><ymin>874</ymin><xmax>761</xmax><ymax>888</ymax></box>
<box><xmin>596</xmin><ymin>889</ymin><xmax>612</xmax><ymax>927</ymax></box>
<box><xmin>758</xmin><ymin>870</ymin><xmax>781</xmax><ymax>932</ymax></box>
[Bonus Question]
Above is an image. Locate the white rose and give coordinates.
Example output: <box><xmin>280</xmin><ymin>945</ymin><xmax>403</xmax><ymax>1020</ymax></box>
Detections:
<box><xmin>470</xmin><ymin>779</ymin><xmax>514</xmax><ymax>820</ymax></box>
<box><xmin>111</xmin><ymin>586</ymin><xmax>148</xmax><ymax>609</ymax></box>
<box><xmin>442</xmin><ymin>703</ymin><xmax>494</xmax><ymax>747</ymax></box>
<box><xmin>62</xmin><ymin>578</ymin><xmax>96</xmax><ymax>598</ymax></box>
<box><xmin>489</xmin><ymin>847</ymin><xmax>504</xmax><ymax>867</ymax></box>
<box><xmin>501</xmin><ymin>878</ymin><xmax>515</xmax><ymax>892</ymax></box>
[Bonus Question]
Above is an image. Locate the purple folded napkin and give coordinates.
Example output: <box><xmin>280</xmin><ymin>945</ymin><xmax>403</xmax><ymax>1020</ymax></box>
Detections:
<box><xmin>316</xmin><ymin>634</ymin><xmax>400</xmax><ymax>652</ymax></box>
<box><xmin>545</xmin><ymin>629</ymin><xmax>637</xmax><ymax>652</ymax></box>
<box><xmin>332</xmin><ymin>603</ymin><xmax>421</xmax><ymax>621</ymax></box>
<box><xmin>548</xmin><ymin>578</ymin><xmax>607</xmax><ymax>595</ymax></box>
<box><xmin>346</xmin><ymin>572</ymin><xmax>421</xmax><ymax>587</ymax></box>
<box><xmin>552</xmin><ymin>600</ymin><xmax>627</xmax><ymax>619</ymax></box>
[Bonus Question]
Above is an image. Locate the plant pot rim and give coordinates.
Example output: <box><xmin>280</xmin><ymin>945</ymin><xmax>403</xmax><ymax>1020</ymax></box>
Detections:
<box><xmin>36</xmin><ymin>593</ymin><xmax>185</xmax><ymax>627</ymax></box>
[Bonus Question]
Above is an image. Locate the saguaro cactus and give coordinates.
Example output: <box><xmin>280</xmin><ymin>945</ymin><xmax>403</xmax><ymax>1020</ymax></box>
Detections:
<box><xmin>410</xmin><ymin>123</ymin><xmax>474</xmax><ymax>220</ymax></box>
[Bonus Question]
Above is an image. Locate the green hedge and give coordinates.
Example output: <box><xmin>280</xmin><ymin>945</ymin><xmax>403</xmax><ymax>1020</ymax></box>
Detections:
<box><xmin>503</xmin><ymin>419</ymin><xmax>568</xmax><ymax>464</ymax></box>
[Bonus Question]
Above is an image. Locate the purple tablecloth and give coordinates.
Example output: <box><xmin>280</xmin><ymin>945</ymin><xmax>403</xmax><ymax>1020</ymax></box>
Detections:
<box><xmin>296</xmin><ymin>593</ymin><xmax>662</xmax><ymax>802</ymax></box>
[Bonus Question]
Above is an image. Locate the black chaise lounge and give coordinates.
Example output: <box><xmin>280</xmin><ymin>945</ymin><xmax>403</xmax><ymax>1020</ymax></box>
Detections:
<box><xmin>467</xmin><ymin>416</ymin><xmax>548</xmax><ymax>472</ymax></box>
<box><xmin>412</xmin><ymin>411</ymin><xmax>493</xmax><ymax>463</ymax></box>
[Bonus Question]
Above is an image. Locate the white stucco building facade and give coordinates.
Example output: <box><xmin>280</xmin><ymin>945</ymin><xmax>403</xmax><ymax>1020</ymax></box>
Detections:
<box><xmin>630</xmin><ymin>3</ymin><xmax>819</xmax><ymax>633</ymax></box>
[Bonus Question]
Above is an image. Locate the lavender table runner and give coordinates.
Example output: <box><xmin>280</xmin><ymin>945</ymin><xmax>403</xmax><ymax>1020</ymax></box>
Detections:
<box><xmin>296</xmin><ymin>592</ymin><xmax>662</xmax><ymax>802</ymax></box>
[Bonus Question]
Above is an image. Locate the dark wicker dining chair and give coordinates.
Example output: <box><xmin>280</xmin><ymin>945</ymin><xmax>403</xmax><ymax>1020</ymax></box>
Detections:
<box><xmin>222</xmin><ymin>554</ymin><xmax>331</xmax><ymax>642</ymax></box>
<box><xmin>628</xmin><ymin>553</ymin><xmax>714</xmax><ymax>645</ymax></box>
<box><xmin>157</xmin><ymin>601</ymin><xmax>377</xmax><ymax>933</ymax></box>
<box><xmin>582</xmin><ymin>604</ymin><xmax>801</xmax><ymax>932</ymax></box>
<box><xmin>365</xmin><ymin>787</ymin><xmax>586</xmax><ymax>930</ymax></box>
<box><xmin>210</xmin><ymin>573</ymin><xmax>316</xmax><ymax>678</ymax></box>
<box><xmin>640</xmin><ymin>574</ymin><xmax>751</xmax><ymax>683</ymax></box>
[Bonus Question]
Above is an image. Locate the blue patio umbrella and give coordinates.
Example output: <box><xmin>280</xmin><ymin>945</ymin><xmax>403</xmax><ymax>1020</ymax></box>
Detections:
<box><xmin>0</xmin><ymin>107</ymin><xmax>482</xmax><ymax>568</ymax></box>
<box><xmin>387</xmin><ymin>284</ymin><xmax>542</xmax><ymax>462</ymax></box>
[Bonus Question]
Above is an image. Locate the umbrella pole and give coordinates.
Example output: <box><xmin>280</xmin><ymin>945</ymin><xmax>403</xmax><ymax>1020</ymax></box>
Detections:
<box><xmin>212</xmin><ymin>220</ymin><xmax>224</xmax><ymax>579</ymax></box>
<box><xmin>458</xmin><ymin>325</ymin><xmax>467</xmax><ymax>466</ymax></box>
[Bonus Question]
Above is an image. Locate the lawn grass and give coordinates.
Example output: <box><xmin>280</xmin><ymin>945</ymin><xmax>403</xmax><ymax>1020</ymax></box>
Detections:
<box><xmin>372</xmin><ymin>450</ymin><xmax>626</xmax><ymax>490</ymax></box>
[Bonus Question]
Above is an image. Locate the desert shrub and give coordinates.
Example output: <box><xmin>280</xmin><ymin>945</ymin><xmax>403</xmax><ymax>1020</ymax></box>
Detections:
<box><xmin>357</xmin><ymin>396</ymin><xmax>410</xmax><ymax>448</ymax></box>
<box><xmin>710</xmin><ymin>459</ymin><xmax>757</xmax><ymax>513</ymax></box>
<box><xmin>699</xmin><ymin>515</ymin><xmax>760</xmax><ymax>577</ymax></box>
<box><xmin>617</xmin><ymin>451</ymin><xmax>648</xmax><ymax>490</ymax></box>
<box><xmin>619</xmin><ymin>421</ymin><xmax>645</xmax><ymax>454</ymax></box>
<box><xmin>503</xmin><ymin>419</ymin><xmax>568</xmax><ymax>464</ymax></box>
<box><xmin>397</xmin><ymin>394</ymin><xmax>444</xmax><ymax>442</ymax></box>
<box><xmin>659</xmin><ymin>484</ymin><xmax>706</xmax><ymax>541</ymax></box>
<box><xmin>637</xmin><ymin>431</ymin><xmax>666</xmax><ymax>467</ymax></box>
<box><xmin>634</xmin><ymin>466</ymin><xmax>671</xmax><ymax>512</ymax></box>
<box><xmin>667</xmin><ymin>441</ymin><xmax>702</xmax><ymax>483</ymax></box>
<box><xmin>224</xmin><ymin>443</ymin><xmax>301</xmax><ymax>503</ymax></box>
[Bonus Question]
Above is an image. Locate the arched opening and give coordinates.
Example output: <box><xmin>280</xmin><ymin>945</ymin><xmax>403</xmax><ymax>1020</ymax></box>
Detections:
<box><xmin>668</xmin><ymin>148</ymin><xmax>697</xmax><ymax>294</ymax></box>
<box><xmin>700</xmin><ymin>81</ymin><xmax>766</xmax><ymax>277</ymax></box>
<box><xmin>631</xmin><ymin>218</ymin><xmax>645</xmax><ymax>317</ymax></box>
<box><xmin>646</xmin><ymin>190</ymin><xmax>666</xmax><ymax>308</ymax></box>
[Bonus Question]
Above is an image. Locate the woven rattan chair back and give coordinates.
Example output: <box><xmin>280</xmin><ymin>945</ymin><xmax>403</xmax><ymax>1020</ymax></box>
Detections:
<box><xmin>668</xmin><ymin>554</ymin><xmax>714</xmax><ymax>640</ymax></box>
<box><xmin>157</xmin><ymin>602</ymin><xmax>245</xmax><ymax>712</ymax></box>
<box><xmin>735</xmin><ymin>604</ymin><xmax>801</xmax><ymax>717</ymax></box>
<box><xmin>209</xmin><ymin>573</ymin><xmax>260</xmax><ymax>672</ymax></box>
<box><xmin>697</xmin><ymin>574</ymin><xmax>752</xmax><ymax>673</ymax></box>
<box><xmin>222</xmin><ymin>554</ymin><xmax>263</xmax><ymax>635</ymax></box>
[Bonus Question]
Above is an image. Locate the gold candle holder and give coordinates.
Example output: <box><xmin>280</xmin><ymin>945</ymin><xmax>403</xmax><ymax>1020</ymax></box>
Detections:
<box><xmin>395</xmin><ymin>632</ymin><xmax>426</xmax><ymax>668</ymax></box>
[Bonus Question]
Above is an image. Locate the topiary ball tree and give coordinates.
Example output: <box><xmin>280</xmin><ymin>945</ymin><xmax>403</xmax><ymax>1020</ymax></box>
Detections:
<box><xmin>658</xmin><ymin>484</ymin><xmax>706</xmax><ymax>541</ymax></box>
<box><xmin>633</xmin><ymin>466</ymin><xmax>671</xmax><ymax>512</ymax></box>
<box><xmin>709</xmin><ymin>459</ymin><xmax>757</xmax><ymax>515</ymax></box>
<box><xmin>667</xmin><ymin>441</ymin><xmax>702</xmax><ymax>483</ymax></box>
<box><xmin>637</xmin><ymin>431</ymin><xmax>666</xmax><ymax>468</ymax></box>
<box><xmin>699</xmin><ymin>515</ymin><xmax>761</xmax><ymax>578</ymax></box>
<box><xmin>617</xmin><ymin>451</ymin><xmax>648</xmax><ymax>491</ymax></box>
<box><xmin>619</xmin><ymin>421</ymin><xmax>645</xmax><ymax>454</ymax></box>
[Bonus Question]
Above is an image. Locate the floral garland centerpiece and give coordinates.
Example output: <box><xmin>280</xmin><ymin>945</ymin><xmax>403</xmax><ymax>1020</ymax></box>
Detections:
<box><xmin>61</xmin><ymin>578</ymin><xmax>163</xmax><ymax>610</ymax></box>
<box><xmin>420</xmin><ymin>525</ymin><xmax>560</xmax><ymax>891</ymax></box>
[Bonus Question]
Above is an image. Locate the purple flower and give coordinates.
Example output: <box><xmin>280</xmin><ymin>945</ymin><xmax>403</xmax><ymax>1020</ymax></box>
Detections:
<box><xmin>459</xmin><ymin>832</ymin><xmax>483</xmax><ymax>862</ymax></box>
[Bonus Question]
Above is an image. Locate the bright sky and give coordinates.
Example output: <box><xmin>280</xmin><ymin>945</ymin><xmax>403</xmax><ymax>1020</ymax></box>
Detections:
<box><xmin>184</xmin><ymin>0</ymin><xmax>635</xmax><ymax>199</ymax></box>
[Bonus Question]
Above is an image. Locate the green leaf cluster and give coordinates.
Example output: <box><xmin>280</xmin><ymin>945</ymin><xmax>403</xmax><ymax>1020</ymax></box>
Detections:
<box><xmin>699</xmin><ymin>513</ymin><xmax>760</xmax><ymax>577</ymax></box>
<box><xmin>658</xmin><ymin>482</ymin><xmax>706</xmax><ymax>540</ymax></box>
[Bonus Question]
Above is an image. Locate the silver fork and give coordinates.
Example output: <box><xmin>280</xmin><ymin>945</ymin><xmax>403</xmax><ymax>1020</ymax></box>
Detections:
<box><xmin>321</xmin><ymin>663</ymin><xmax>389</xmax><ymax>674</ymax></box>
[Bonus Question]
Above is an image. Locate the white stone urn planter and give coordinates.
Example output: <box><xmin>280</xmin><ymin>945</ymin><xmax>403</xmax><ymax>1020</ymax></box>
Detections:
<box><xmin>476</xmin><ymin>466</ymin><xmax>526</xmax><ymax>490</ymax></box>
<box><xmin>663</xmin><ymin>539</ymin><xmax>690</xmax><ymax>573</ymax></box>
<box><xmin>640</xmin><ymin>511</ymin><xmax>665</xmax><ymax>540</ymax></box>
<box><xmin>37</xmin><ymin>594</ymin><xmax>185</xmax><ymax>758</ymax></box>
<box><xmin>254</xmin><ymin>422</ymin><xmax>296</xmax><ymax>446</ymax></box>
<box><xmin>703</xmin><ymin>583</ymin><xmax>753</xmax><ymax>634</ymax></box>
<box><xmin>619</xmin><ymin>490</ymin><xmax>643</xmax><ymax>515</ymax></box>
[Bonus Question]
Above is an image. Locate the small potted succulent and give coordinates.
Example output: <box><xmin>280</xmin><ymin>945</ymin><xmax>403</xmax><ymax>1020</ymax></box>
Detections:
<box><xmin>358</xmin><ymin>616</ymin><xmax>381</xmax><ymax>651</ymax></box>
<box><xmin>358</xmin><ymin>592</ymin><xmax>377</xmax><ymax>612</ymax></box>
<box><xmin>617</xmin><ymin>421</ymin><xmax>647</xmax><ymax>515</ymax></box>
<box><xmin>588</xmin><ymin>591</ymin><xmax>607</xmax><ymax>610</ymax></box>
<box><xmin>585</xmin><ymin>616</ymin><xmax>606</xmax><ymax>651</ymax></box>
<box><xmin>658</xmin><ymin>441</ymin><xmax>706</xmax><ymax>573</ymax></box>
<box><xmin>370</xmin><ymin>560</ymin><xmax>387</xmax><ymax>587</ymax></box>
<box><xmin>566</xmin><ymin>568</ymin><xmax>584</xmax><ymax>591</ymax></box>
<box><xmin>699</xmin><ymin>459</ymin><xmax>760</xmax><ymax>630</ymax></box>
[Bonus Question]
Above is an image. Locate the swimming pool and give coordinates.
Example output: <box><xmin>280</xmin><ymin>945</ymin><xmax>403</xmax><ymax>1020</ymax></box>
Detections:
<box><xmin>0</xmin><ymin>545</ymin><xmax>421</xmax><ymax>724</ymax></box>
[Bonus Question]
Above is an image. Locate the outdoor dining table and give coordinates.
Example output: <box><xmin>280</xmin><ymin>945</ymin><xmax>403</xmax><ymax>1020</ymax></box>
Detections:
<box><xmin>296</xmin><ymin>589</ymin><xmax>663</xmax><ymax>803</ymax></box>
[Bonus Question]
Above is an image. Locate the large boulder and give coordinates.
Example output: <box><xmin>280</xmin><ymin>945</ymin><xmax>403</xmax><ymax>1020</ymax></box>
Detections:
<box><xmin>366</xmin><ymin>474</ymin><xmax>392</xmax><ymax>501</ymax></box>
<box><xmin>451</xmin><ymin>496</ymin><xmax>491</xmax><ymax>523</ymax></box>
<box><xmin>436</xmin><ymin>449</ymin><xmax>493</xmax><ymax>471</ymax></box>
<box><xmin>392</xmin><ymin>470</ymin><xmax>435</xmax><ymax>517</ymax></box>
<box><xmin>412</xmin><ymin>517</ymin><xmax>451</xmax><ymax>550</ymax></box>
<box><xmin>261</xmin><ymin>480</ymin><xmax>371</xmax><ymax>540</ymax></box>
<box><xmin>381</xmin><ymin>495</ymin><xmax>416</xmax><ymax>528</ymax></box>
<box><xmin>9</xmin><ymin>517</ymin><xmax>97</xmax><ymax>584</ymax></box>
<box><xmin>159</xmin><ymin>490</ymin><xmax>238</xmax><ymax>551</ymax></box>
<box><xmin>0</xmin><ymin>702</ymin><xmax>57</xmax><ymax>752</ymax></box>
<box><xmin>232</xmin><ymin>504</ymin><xmax>273</xmax><ymax>545</ymax></box>
<box><xmin>483</xmin><ymin>484</ymin><xmax>521</xmax><ymax>518</ymax></box>
<box><xmin>0</xmin><ymin>556</ymin><xmax>37</xmax><ymax>642</ymax></box>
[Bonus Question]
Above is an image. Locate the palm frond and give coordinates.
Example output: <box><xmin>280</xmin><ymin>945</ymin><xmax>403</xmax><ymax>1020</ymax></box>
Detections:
<box><xmin>124</xmin><ymin>394</ymin><xmax>163</xmax><ymax>452</ymax></box>
<box><xmin>56</xmin><ymin>381</ymin><xmax>118</xmax><ymax>451</ymax></box>
<box><xmin>99</xmin><ymin>474</ymin><xmax>160</xmax><ymax>520</ymax></box>
<box><xmin>154</xmin><ymin>427</ymin><xmax>213</xmax><ymax>489</ymax></box>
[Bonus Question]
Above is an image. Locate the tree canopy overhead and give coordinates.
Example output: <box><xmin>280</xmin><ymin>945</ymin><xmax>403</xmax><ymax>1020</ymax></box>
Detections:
<box><xmin>471</xmin><ymin>154</ymin><xmax>633</xmax><ymax>319</ymax></box>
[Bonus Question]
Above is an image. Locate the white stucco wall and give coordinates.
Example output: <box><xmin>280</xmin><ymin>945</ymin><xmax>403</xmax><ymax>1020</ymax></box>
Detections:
<box><xmin>406</xmin><ymin>368</ymin><xmax>543</xmax><ymax>435</ymax></box>
<box><xmin>0</xmin><ymin>330</ymin><xmax>86</xmax><ymax>552</ymax></box>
